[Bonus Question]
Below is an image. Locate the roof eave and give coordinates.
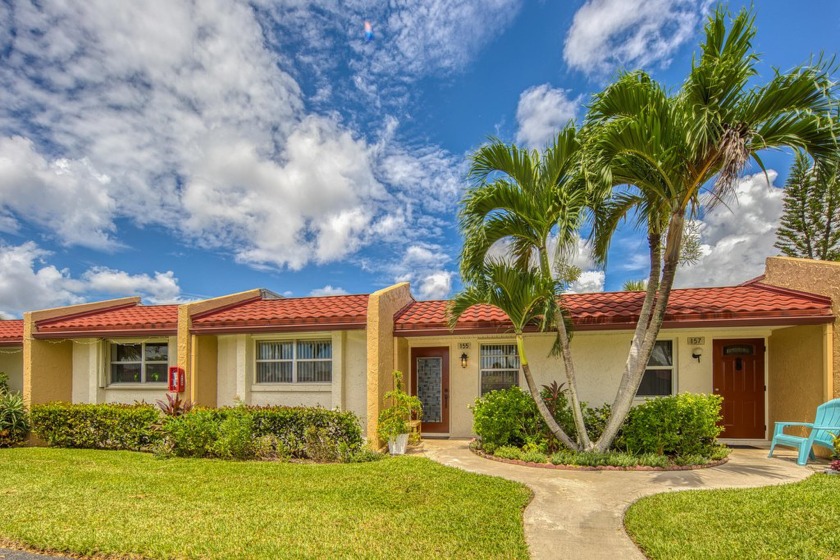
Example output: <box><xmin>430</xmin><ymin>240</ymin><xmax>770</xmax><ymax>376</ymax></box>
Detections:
<box><xmin>191</xmin><ymin>322</ymin><xmax>367</xmax><ymax>335</ymax></box>
<box><xmin>34</xmin><ymin>328</ymin><xmax>178</xmax><ymax>339</ymax></box>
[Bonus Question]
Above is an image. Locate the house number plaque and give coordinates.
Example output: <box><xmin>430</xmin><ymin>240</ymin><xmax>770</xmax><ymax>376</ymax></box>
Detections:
<box><xmin>687</xmin><ymin>337</ymin><xmax>705</xmax><ymax>345</ymax></box>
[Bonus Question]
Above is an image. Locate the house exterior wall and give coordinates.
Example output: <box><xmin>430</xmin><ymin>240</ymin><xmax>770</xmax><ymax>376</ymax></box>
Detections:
<box><xmin>214</xmin><ymin>329</ymin><xmax>368</xmax><ymax>430</ymax></box>
<box><xmin>763</xmin><ymin>256</ymin><xmax>839</xmax><ymax>401</ymax></box>
<box><xmin>365</xmin><ymin>283</ymin><xmax>413</xmax><ymax>442</ymax></box>
<box><xmin>400</xmin><ymin>326</ymin><xmax>775</xmax><ymax>438</ymax></box>
<box><xmin>69</xmin><ymin>337</ymin><xmax>175</xmax><ymax>405</ymax></box>
<box><xmin>0</xmin><ymin>348</ymin><xmax>23</xmax><ymax>393</ymax></box>
<box><xmin>767</xmin><ymin>324</ymin><xmax>829</xmax><ymax>447</ymax></box>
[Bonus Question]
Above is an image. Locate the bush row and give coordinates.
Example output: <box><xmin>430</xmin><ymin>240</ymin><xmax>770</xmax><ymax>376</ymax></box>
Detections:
<box><xmin>30</xmin><ymin>402</ymin><xmax>368</xmax><ymax>462</ymax></box>
<box><xmin>472</xmin><ymin>386</ymin><xmax>725</xmax><ymax>459</ymax></box>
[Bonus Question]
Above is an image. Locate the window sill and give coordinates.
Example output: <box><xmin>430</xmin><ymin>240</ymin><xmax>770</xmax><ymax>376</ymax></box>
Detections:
<box><xmin>106</xmin><ymin>384</ymin><xmax>169</xmax><ymax>391</ymax></box>
<box><xmin>251</xmin><ymin>383</ymin><xmax>332</xmax><ymax>393</ymax></box>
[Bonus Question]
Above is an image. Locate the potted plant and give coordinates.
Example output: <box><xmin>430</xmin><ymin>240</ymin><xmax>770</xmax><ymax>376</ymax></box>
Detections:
<box><xmin>377</xmin><ymin>371</ymin><xmax>422</xmax><ymax>455</ymax></box>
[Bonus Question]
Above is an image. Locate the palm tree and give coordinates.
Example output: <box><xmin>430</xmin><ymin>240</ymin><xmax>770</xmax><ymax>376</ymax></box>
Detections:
<box><xmin>448</xmin><ymin>261</ymin><xmax>579</xmax><ymax>450</ymax></box>
<box><xmin>459</xmin><ymin>125</ymin><xmax>592</xmax><ymax>450</ymax></box>
<box><xmin>583</xmin><ymin>6</ymin><xmax>838</xmax><ymax>452</ymax></box>
<box><xmin>622</xmin><ymin>279</ymin><xmax>647</xmax><ymax>291</ymax></box>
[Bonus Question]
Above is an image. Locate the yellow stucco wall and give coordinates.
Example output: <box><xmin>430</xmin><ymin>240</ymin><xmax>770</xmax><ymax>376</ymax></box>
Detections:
<box><xmin>192</xmin><ymin>335</ymin><xmax>218</xmax><ymax>407</ymax></box>
<box><xmin>0</xmin><ymin>347</ymin><xmax>23</xmax><ymax>393</ymax></box>
<box><xmin>401</xmin><ymin>326</ymin><xmax>775</xmax><ymax>438</ymax></box>
<box><xmin>763</xmin><ymin>256</ymin><xmax>839</xmax><ymax>401</ymax></box>
<box><xmin>365</xmin><ymin>283</ymin><xmax>413</xmax><ymax>443</ymax></box>
<box><xmin>768</xmin><ymin>325</ymin><xmax>828</xmax><ymax>442</ymax></box>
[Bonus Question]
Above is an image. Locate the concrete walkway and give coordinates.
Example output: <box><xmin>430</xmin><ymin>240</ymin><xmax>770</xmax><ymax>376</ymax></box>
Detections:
<box><xmin>421</xmin><ymin>440</ymin><xmax>818</xmax><ymax>560</ymax></box>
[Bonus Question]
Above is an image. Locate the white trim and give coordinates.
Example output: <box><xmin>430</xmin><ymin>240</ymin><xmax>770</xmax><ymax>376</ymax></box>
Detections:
<box><xmin>106</xmin><ymin>339</ymin><xmax>171</xmax><ymax>387</ymax></box>
<box><xmin>634</xmin><ymin>338</ymin><xmax>677</xmax><ymax>399</ymax></box>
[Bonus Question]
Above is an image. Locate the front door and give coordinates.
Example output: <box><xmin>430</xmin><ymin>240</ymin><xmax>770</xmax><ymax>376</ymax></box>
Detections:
<box><xmin>411</xmin><ymin>347</ymin><xmax>450</xmax><ymax>434</ymax></box>
<box><xmin>713</xmin><ymin>339</ymin><xmax>765</xmax><ymax>438</ymax></box>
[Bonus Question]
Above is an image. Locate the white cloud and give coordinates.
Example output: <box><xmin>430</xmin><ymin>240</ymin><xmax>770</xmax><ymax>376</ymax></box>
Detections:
<box><xmin>675</xmin><ymin>171</ymin><xmax>784</xmax><ymax>288</ymax></box>
<box><xmin>81</xmin><ymin>268</ymin><xmax>183</xmax><ymax>304</ymax></box>
<box><xmin>564</xmin><ymin>0</ymin><xmax>710</xmax><ymax>76</ymax></box>
<box><xmin>0</xmin><ymin>0</ymin><xmax>474</xmax><ymax>279</ymax></box>
<box><xmin>309</xmin><ymin>285</ymin><xmax>348</xmax><ymax>296</ymax></box>
<box><xmin>515</xmin><ymin>85</ymin><xmax>580</xmax><ymax>148</ymax></box>
<box><xmin>0</xmin><ymin>242</ymin><xmax>185</xmax><ymax>316</ymax></box>
<box><xmin>0</xmin><ymin>136</ymin><xmax>118</xmax><ymax>250</ymax></box>
<box><xmin>388</xmin><ymin>244</ymin><xmax>454</xmax><ymax>300</ymax></box>
<box><xmin>566</xmin><ymin>270</ymin><xmax>606</xmax><ymax>293</ymax></box>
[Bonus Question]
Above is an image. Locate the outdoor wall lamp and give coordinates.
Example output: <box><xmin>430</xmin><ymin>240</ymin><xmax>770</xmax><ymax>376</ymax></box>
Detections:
<box><xmin>460</xmin><ymin>352</ymin><xmax>469</xmax><ymax>368</ymax></box>
<box><xmin>691</xmin><ymin>347</ymin><xmax>703</xmax><ymax>363</ymax></box>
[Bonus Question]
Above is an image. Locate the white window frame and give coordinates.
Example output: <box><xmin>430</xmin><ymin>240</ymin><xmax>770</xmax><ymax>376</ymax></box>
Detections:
<box><xmin>254</xmin><ymin>338</ymin><xmax>333</xmax><ymax>384</ymax></box>
<box><xmin>635</xmin><ymin>339</ymin><xmax>676</xmax><ymax>398</ymax></box>
<box><xmin>478</xmin><ymin>342</ymin><xmax>520</xmax><ymax>396</ymax></box>
<box><xmin>108</xmin><ymin>340</ymin><xmax>169</xmax><ymax>385</ymax></box>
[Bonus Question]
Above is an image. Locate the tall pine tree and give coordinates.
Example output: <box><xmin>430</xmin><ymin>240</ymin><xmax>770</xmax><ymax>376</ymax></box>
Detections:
<box><xmin>775</xmin><ymin>151</ymin><xmax>840</xmax><ymax>260</ymax></box>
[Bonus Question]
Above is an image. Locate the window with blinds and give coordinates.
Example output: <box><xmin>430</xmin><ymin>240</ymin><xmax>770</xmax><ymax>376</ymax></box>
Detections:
<box><xmin>479</xmin><ymin>343</ymin><xmax>520</xmax><ymax>396</ymax></box>
<box><xmin>256</xmin><ymin>340</ymin><xmax>332</xmax><ymax>383</ymax></box>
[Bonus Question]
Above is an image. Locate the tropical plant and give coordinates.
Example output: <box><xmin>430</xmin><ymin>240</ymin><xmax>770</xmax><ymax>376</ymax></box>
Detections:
<box><xmin>0</xmin><ymin>391</ymin><xmax>30</xmax><ymax>446</ymax></box>
<box><xmin>450</xmin><ymin>262</ymin><xmax>582</xmax><ymax>449</ymax></box>
<box><xmin>775</xmin><ymin>151</ymin><xmax>840</xmax><ymax>260</ymax></box>
<box><xmin>377</xmin><ymin>370</ymin><xmax>422</xmax><ymax>442</ymax></box>
<box><xmin>0</xmin><ymin>371</ymin><xmax>9</xmax><ymax>394</ymax></box>
<box><xmin>622</xmin><ymin>279</ymin><xmax>647</xmax><ymax>291</ymax></box>
<box><xmin>459</xmin><ymin>125</ymin><xmax>592</xmax><ymax>449</ymax></box>
<box><xmin>156</xmin><ymin>393</ymin><xmax>194</xmax><ymax>417</ymax></box>
<box><xmin>581</xmin><ymin>6</ymin><xmax>838</xmax><ymax>451</ymax></box>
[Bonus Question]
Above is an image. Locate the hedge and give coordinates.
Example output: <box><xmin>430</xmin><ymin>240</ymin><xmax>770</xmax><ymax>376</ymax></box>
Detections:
<box><xmin>31</xmin><ymin>403</ymin><xmax>161</xmax><ymax>451</ymax></box>
<box><xmin>30</xmin><ymin>402</ymin><xmax>364</xmax><ymax>461</ymax></box>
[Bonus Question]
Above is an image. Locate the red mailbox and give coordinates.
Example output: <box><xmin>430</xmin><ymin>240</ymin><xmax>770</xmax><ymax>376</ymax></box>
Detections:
<box><xmin>168</xmin><ymin>366</ymin><xmax>185</xmax><ymax>393</ymax></box>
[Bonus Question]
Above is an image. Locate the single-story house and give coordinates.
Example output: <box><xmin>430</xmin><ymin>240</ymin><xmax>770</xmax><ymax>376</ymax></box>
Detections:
<box><xmin>11</xmin><ymin>256</ymin><xmax>840</xmax><ymax>444</ymax></box>
<box><xmin>0</xmin><ymin>320</ymin><xmax>23</xmax><ymax>393</ymax></box>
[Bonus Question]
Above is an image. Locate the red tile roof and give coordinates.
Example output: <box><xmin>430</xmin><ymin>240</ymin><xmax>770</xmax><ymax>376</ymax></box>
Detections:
<box><xmin>0</xmin><ymin>320</ymin><xmax>23</xmax><ymax>345</ymax></box>
<box><xmin>191</xmin><ymin>294</ymin><xmax>370</xmax><ymax>333</ymax></box>
<box><xmin>394</xmin><ymin>284</ymin><xmax>834</xmax><ymax>335</ymax></box>
<box><xmin>36</xmin><ymin>304</ymin><xmax>179</xmax><ymax>337</ymax></box>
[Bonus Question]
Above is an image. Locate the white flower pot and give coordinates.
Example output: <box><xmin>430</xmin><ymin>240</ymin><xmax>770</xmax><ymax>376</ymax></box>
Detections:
<box><xmin>388</xmin><ymin>433</ymin><xmax>409</xmax><ymax>455</ymax></box>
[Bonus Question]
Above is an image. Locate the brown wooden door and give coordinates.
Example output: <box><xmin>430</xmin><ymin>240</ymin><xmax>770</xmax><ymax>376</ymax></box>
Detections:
<box><xmin>713</xmin><ymin>339</ymin><xmax>765</xmax><ymax>438</ymax></box>
<box><xmin>410</xmin><ymin>347</ymin><xmax>450</xmax><ymax>434</ymax></box>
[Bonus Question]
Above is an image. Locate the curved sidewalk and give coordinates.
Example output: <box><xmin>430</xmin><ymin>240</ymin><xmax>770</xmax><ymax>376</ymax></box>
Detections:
<box><xmin>421</xmin><ymin>440</ymin><xmax>815</xmax><ymax>560</ymax></box>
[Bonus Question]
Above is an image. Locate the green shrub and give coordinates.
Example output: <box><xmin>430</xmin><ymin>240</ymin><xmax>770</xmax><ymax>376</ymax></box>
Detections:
<box><xmin>549</xmin><ymin>450</ymin><xmax>669</xmax><ymax>468</ymax></box>
<box><xmin>519</xmin><ymin>450</ymin><xmax>548</xmax><ymax>463</ymax></box>
<box><xmin>159</xmin><ymin>409</ymin><xmax>220</xmax><ymax>457</ymax></box>
<box><xmin>0</xmin><ymin>372</ymin><xmax>9</xmax><ymax>394</ymax></box>
<box><xmin>833</xmin><ymin>434</ymin><xmax>839</xmax><ymax>459</ymax></box>
<box><xmin>0</xmin><ymin>391</ymin><xmax>30</xmax><ymax>446</ymax></box>
<box><xmin>302</xmin><ymin>426</ymin><xmax>342</xmax><ymax>463</ymax></box>
<box><xmin>212</xmin><ymin>410</ymin><xmax>262</xmax><ymax>460</ymax></box>
<box><xmin>377</xmin><ymin>370</ymin><xmax>422</xmax><ymax>442</ymax></box>
<box><xmin>249</xmin><ymin>406</ymin><xmax>363</xmax><ymax>458</ymax></box>
<box><xmin>493</xmin><ymin>445</ymin><xmax>523</xmax><ymax>460</ymax></box>
<box><xmin>472</xmin><ymin>388</ymin><xmax>543</xmax><ymax>448</ymax></box>
<box><xmin>618</xmin><ymin>393</ymin><xmax>723</xmax><ymax>458</ymax></box>
<box><xmin>343</xmin><ymin>448</ymin><xmax>385</xmax><ymax>463</ymax></box>
<box><xmin>31</xmin><ymin>403</ymin><xmax>161</xmax><ymax>450</ymax></box>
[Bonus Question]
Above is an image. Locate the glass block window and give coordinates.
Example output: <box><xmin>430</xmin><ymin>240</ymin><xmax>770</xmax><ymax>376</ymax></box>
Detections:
<box><xmin>256</xmin><ymin>340</ymin><xmax>332</xmax><ymax>384</ymax></box>
<box><xmin>479</xmin><ymin>343</ymin><xmax>520</xmax><ymax>396</ymax></box>
<box><xmin>110</xmin><ymin>342</ymin><xmax>169</xmax><ymax>384</ymax></box>
<box><xmin>636</xmin><ymin>340</ymin><xmax>674</xmax><ymax>397</ymax></box>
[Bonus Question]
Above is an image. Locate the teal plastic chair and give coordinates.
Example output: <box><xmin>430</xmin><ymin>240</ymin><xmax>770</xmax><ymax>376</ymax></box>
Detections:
<box><xmin>768</xmin><ymin>398</ymin><xmax>840</xmax><ymax>466</ymax></box>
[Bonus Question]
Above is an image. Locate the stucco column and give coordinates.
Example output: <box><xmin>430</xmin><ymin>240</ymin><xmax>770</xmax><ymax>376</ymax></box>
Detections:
<box><xmin>365</xmin><ymin>282</ymin><xmax>413</xmax><ymax>445</ymax></box>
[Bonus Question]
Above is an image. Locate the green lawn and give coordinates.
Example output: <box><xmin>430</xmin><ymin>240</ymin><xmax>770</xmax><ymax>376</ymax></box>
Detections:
<box><xmin>625</xmin><ymin>474</ymin><xmax>840</xmax><ymax>560</ymax></box>
<box><xmin>0</xmin><ymin>448</ymin><xmax>531</xmax><ymax>559</ymax></box>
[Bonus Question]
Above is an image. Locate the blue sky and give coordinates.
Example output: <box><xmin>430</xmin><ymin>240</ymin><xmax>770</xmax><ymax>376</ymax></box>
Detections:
<box><xmin>0</xmin><ymin>0</ymin><xmax>838</xmax><ymax>316</ymax></box>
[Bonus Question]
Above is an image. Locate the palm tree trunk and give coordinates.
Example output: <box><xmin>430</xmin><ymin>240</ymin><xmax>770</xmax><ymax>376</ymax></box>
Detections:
<box><xmin>537</xmin><ymin>245</ymin><xmax>591</xmax><ymax>449</ymax></box>
<box><xmin>553</xmin><ymin>310</ymin><xmax>592</xmax><ymax>449</ymax></box>
<box><xmin>594</xmin><ymin>223</ymin><xmax>679</xmax><ymax>453</ymax></box>
<box><xmin>517</xmin><ymin>334</ymin><xmax>579</xmax><ymax>451</ymax></box>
